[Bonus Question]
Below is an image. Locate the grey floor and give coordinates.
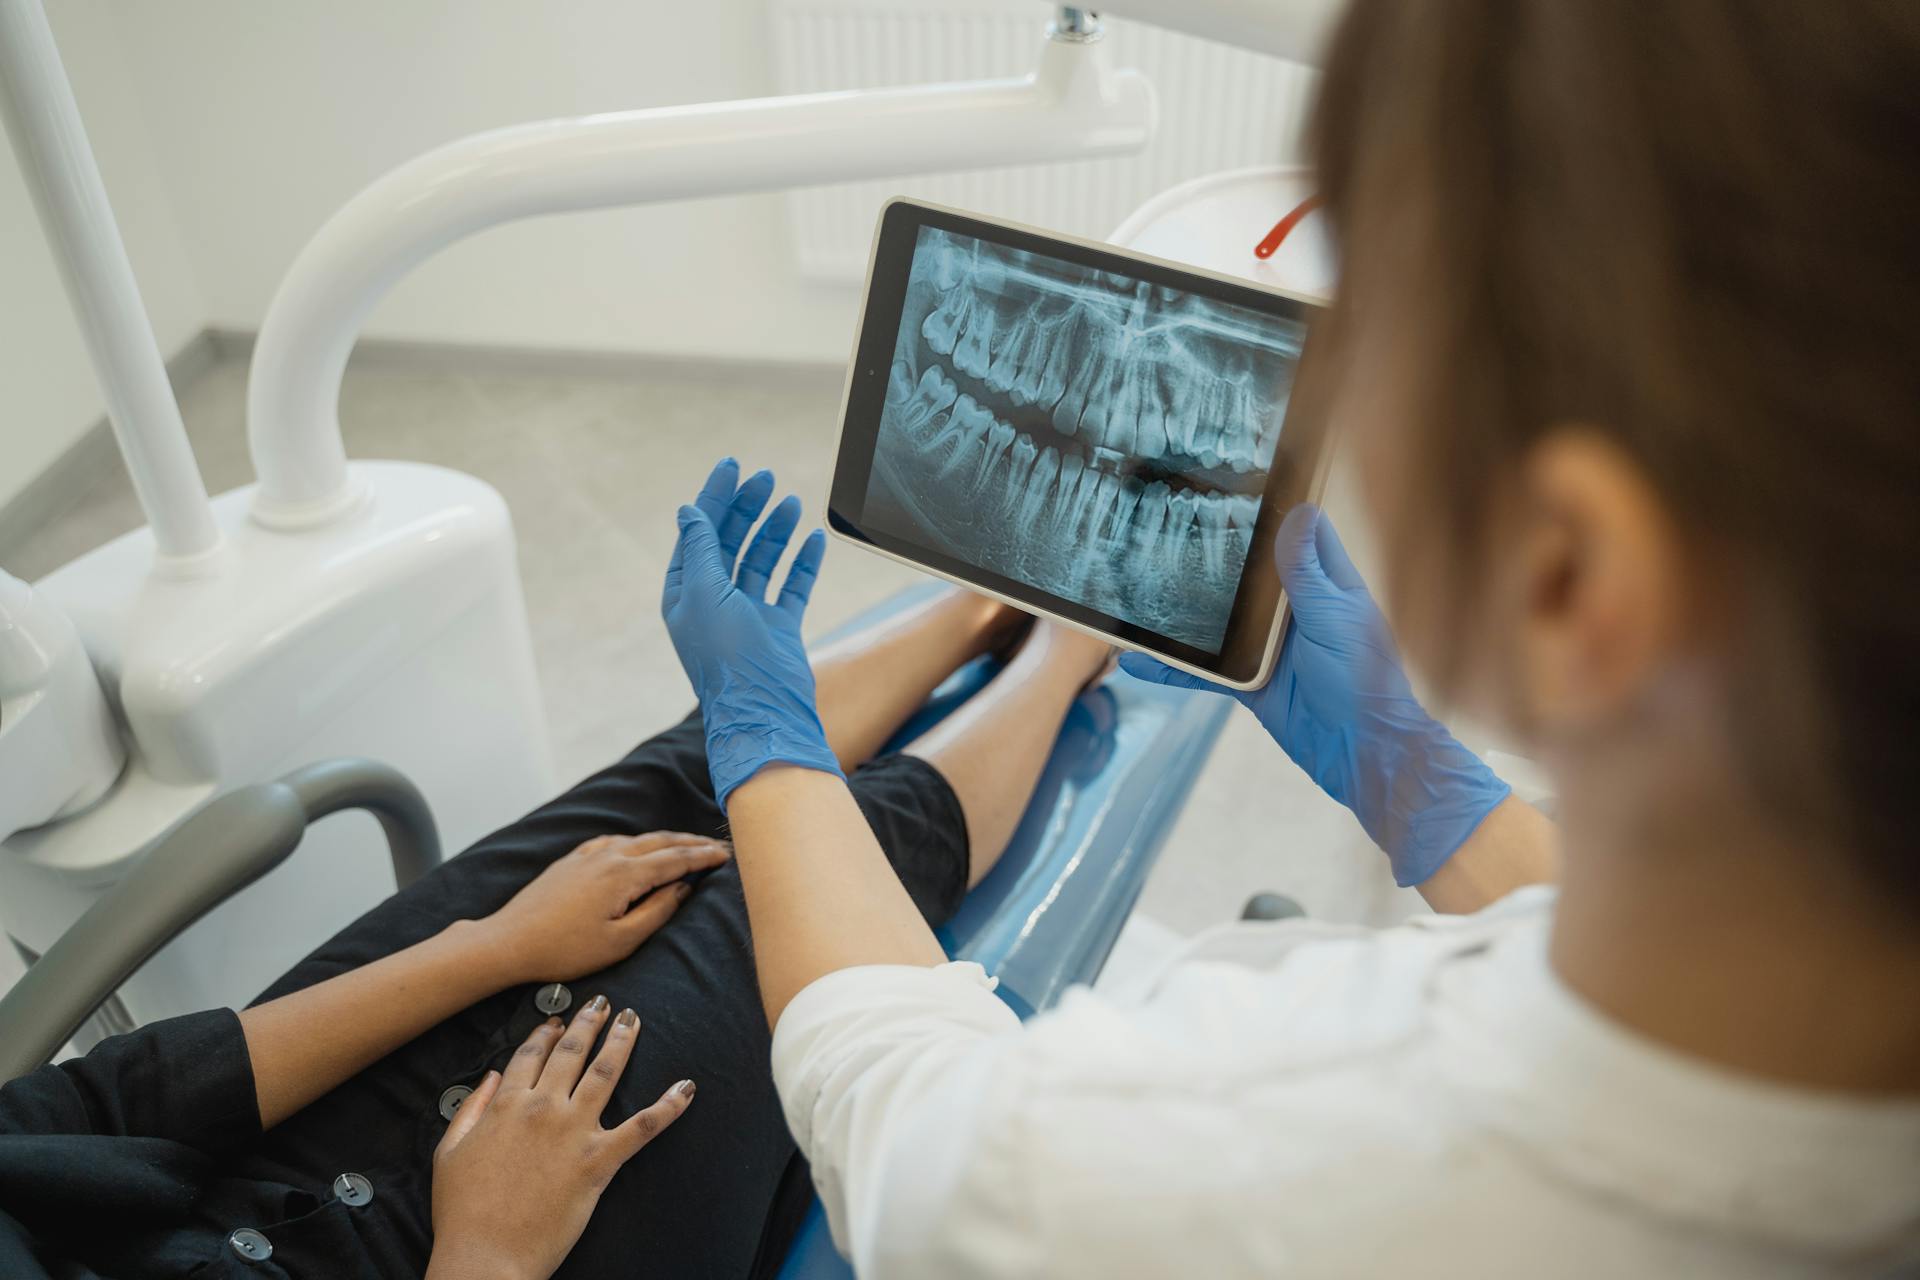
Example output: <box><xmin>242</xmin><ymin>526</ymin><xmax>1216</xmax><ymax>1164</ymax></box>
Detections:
<box><xmin>5</xmin><ymin>351</ymin><xmax>1423</xmax><ymax>953</ymax></box>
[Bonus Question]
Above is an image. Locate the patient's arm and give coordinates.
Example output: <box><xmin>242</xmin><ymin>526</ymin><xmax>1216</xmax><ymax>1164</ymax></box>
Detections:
<box><xmin>241</xmin><ymin>918</ymin><xmax>513</xmax><ymax>1130</ymax></box>
<box><xmin>1415</xmin><ymin>795</ymin><xmax>1559</xmax><ymax>915</ymax></box>
<box><xmin>727</xmin><ymin>765</ymin><xmax>946</xmax><ymax>1026</ymax></box>
<box><xmin>239</xmin><ymin>832</ymin><xmax>727</xmax><ymax>1128</ymax></box>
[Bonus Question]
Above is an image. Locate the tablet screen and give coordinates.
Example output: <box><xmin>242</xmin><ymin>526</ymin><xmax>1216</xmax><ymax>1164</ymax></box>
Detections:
<box><xmin>831</xmin><ymin>201</ymin><xmax>1325</xmax><ymax>681</ymax></box>
<box><xmin>864</xmin><ymin>226</ymin><xmax>1306</xmax><ymax>653</ymax></box>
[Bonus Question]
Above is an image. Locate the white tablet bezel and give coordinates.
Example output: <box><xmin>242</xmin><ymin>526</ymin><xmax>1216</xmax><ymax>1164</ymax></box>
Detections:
<box><xmin>825</xmin><ymin>197</ymin><xmax>1334</xmax><ymax>692</ymax></box>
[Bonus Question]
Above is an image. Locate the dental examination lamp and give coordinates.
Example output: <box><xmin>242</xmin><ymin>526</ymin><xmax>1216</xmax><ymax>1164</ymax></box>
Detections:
<box><xmin>0</xmin><ymin>0</ymin><xmax>1338</xmax><ymax>1052</ymax></box>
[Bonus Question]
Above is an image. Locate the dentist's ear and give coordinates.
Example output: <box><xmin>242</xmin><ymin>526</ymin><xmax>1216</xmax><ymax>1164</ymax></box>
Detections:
<box><xmin>1504</xmin><ymin>429</ymin><xmax>1689</xmax><ymax>741</ymax></box>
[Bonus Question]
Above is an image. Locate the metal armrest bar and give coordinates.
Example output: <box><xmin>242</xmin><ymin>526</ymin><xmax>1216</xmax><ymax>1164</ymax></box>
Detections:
<box><xmin>0</xmin><ymin>759</ymin><xmax>439</xmax><ymax>1082</ymax></box>
<box><xmin>277</xmin><ymin>759</ymin><xmax>440</xmax><ymax>893</ymax></box>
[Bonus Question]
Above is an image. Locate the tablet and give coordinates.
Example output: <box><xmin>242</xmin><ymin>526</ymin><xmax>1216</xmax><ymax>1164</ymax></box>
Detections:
<box><xmin>827</xmin><ymin>199</ymin><xmax>1331</xmax><ymax>689</ymax></box>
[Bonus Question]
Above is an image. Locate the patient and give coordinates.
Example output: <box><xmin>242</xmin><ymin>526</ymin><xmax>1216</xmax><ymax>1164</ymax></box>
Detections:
<box><xmin>0</xmin><ymin>551</ymin><xmax>1111</xmax><ymax>1280</ymax></box>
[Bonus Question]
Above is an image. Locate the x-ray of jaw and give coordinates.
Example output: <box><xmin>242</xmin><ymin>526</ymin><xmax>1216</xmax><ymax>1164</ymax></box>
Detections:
<box><xmin>866</xmin><ymin>227</ymin><xmax>1307</xmax><ymax>652</ymax></box>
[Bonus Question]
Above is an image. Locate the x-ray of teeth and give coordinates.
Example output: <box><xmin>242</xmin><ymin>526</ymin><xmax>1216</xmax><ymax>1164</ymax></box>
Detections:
<box><xmin>864</xmin><ymin>227</ymin><xmax>1307</xmax><ymax>652</ymax></box>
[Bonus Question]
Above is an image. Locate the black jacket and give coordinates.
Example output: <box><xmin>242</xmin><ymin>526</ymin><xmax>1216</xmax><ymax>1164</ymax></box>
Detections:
<box><xmin>0</xmin><ymin>1009</ymin><xmax>404</xmax><ymax>1278</ymax></box>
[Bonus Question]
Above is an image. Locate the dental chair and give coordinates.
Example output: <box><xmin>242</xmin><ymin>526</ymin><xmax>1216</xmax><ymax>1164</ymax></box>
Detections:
<box><xmin>0</xmin><ymin>585</ymin><xmax>1229</xmax><ymax>1274</ymax></box>
<box><xmin>5</xmin><ymin>0</ymin><xmax>1331</xmax><ymax>1076</ymax></box>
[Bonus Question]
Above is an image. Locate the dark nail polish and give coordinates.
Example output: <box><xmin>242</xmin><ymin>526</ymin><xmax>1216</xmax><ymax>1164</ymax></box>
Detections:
<box><xmin>675</xmin><ymin>1079</ymin><xmax>697</xmax><ymax>1099</ymax></box>
<box><xmin>587</xmin><ymin>994</ymin><xmax>609</xmax><ymax>1013</ymax></box>
<box><xmin>616</xmin><ymin>1008</ymin><xmax>640</xmax><ymax>1029</ymax></box>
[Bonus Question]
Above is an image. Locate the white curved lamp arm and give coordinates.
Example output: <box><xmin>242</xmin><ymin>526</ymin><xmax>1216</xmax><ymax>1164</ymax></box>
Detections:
<box><xmin>246</xmin><ymin>30</ymin><xmax>1154</xmax><ymax>528</ymax></box>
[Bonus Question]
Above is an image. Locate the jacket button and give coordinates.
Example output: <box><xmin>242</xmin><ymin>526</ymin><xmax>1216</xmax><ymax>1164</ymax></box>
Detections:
<box><xmin>534</xmin><ymin>982</ymin><xmax>572</xmax><ymax>1015</ymax></box>
<box><xmin>228</xmin><ymin>1227</ymin><xmax>273</xmax><ymax>1261</ymax></box>
<box><xmin>438</xmin><ymin>1084</ymin><xmax>474</xmax><ymax>1120</ymax></box>
<box><xmin>333</xmin><ymin>1172</ymin><xmax>375</xmax><ymax>1206</ymax></box>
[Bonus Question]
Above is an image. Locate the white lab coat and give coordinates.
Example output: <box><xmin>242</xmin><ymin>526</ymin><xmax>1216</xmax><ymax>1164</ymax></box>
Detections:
<box><xmin>772</xmin><ymin>887</ymin><xmax>1920</xmax><ymax>1278</ymax></box>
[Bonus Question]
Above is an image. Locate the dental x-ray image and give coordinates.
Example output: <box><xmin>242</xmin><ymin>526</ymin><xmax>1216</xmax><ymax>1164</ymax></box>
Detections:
<box><xmin>865</xmin><ymin>227</ymin><xmax>1307</xmax><ymax>652</ymax></box>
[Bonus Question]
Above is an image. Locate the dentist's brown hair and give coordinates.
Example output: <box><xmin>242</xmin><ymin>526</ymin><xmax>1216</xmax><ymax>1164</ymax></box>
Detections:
<box><xmin>1308</xmin><ymin>0</ymin><xmax>1920</xmax><ymax>897</ymax></box>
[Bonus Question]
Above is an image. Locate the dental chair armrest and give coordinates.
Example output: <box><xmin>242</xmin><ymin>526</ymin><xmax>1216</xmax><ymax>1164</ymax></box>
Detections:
<box><xmin>0</xmin><ymin>758</ymin><xmax>439</xmax><ymax>1082</ymax></box>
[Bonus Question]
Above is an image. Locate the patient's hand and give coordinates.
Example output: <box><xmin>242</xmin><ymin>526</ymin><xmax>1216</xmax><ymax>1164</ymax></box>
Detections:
<box><xmin>479</xmin><ymin>832</ymin><xmax>730</xmax><ymax>986</ymax></box>
<box><xmin>427</xmin><ymin>1003</ymin><xmax>696</xmax><ymax>1280</ymax></box>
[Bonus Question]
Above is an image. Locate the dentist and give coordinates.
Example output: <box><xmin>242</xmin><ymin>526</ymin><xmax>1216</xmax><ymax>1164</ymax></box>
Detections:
<box><xmin>660</xmin><ymin>0</ymin><xmax>1920</xmax><ymax>1273</ymax></box>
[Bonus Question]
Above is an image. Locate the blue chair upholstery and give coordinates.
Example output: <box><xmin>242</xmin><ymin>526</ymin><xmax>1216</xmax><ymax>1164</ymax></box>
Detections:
<box><xmin>777</xmin><ymin>589</ymin><xmax>1230</xmax><ymax>1277</ymax></box>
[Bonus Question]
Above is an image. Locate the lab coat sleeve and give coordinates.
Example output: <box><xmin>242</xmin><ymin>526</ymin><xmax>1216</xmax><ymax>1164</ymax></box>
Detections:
<box><xmin>0</xmin><ymin>1008</ymin><xmax>262</xmax><ymax>1155</ymax></box>
<box><xmin>773</xmin><ymin>961</ymin><xmax>1048</xmax><ymax>1278</ymax></box>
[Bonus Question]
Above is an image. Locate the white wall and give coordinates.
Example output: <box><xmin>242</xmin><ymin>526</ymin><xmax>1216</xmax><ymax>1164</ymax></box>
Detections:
<box><xmin>6</xmin><ymin>0</ymin><xmax>871</xmax><ymax>511</ymax></box>
<box><xmin>0</xmin><ymin>0</ymin><xmax>206</xmax><ymax>510</ymax></box>
<box><xmin>105</xmin><ymin>0</ymin><xmax>862</xmax><ymax>367</ymax></box>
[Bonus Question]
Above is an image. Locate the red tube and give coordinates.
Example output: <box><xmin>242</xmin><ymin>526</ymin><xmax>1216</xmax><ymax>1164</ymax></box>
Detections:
<box><xmin>1254</xmin><ymin>193</ymin><xmax>1321</xmax><ymax>260</ymax></box>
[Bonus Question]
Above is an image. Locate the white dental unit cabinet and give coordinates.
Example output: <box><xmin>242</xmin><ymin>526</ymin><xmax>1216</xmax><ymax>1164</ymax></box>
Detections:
<box><xmin>0</xmin><ymin>0</ymin><xmax>1341</xmax><ymax>1044</ymax></box>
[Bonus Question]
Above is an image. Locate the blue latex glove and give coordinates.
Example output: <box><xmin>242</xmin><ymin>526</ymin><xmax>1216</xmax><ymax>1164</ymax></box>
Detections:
<box><xmin>1121</xmin><ymin>505</ymin><xmax>1509</xmax><ymax>886</ymax></box>
<box><xmin>661</xmin><ymin>458</ymin><xmax>844</xmax><ymax>806</ymax></box>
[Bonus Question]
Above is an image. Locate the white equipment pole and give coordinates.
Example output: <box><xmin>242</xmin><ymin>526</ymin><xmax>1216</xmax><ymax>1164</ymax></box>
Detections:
<box><xmin>0</xmin><ymin>0</ymin><xmax>220</xmax><ymax>567</ymax></box>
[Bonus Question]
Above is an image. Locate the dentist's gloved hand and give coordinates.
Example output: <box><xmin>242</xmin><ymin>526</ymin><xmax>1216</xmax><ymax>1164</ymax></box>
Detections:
<box><xmin>1121</xmin><ymin>505</ymin><xmax>1509</xmax><ymax>887</ymax></box>
<box><xmin>662</xmin><ymin>458</ymin><xmax>844</xmax><ymax>807</ymax></box>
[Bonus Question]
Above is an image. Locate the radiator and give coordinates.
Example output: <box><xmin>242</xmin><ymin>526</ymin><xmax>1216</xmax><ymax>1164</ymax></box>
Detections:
<box><xmin>769</xmin><ymin>0</ymin><xmax>1319</xmax><ymax>279</ymax></box>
